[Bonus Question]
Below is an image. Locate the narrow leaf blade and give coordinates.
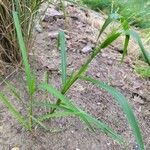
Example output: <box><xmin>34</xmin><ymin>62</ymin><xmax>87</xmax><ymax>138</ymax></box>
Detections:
<box><xmin>0</xmin><ymin>92</ymin><xmax>29</xmax><ymax>130</ymax></box>
<box><xmin>58</xmin><ymin>31</ymin><xmax>67</xmax><ymax>86</ymax></box>
<box><xmin>39</xmin><ymin>83</ymin><xmax>125</xmax><ymax>145</ymax></box>
<box><xmin>37</xmin><ymin>111</ymin><xmax>81</xmax><ymax>122</ymax></box>
<box><xmin>97</xmin><ymin>13</ymin><xmax>120</xmax><ymax>40</ymax></box>
<box><xmin>121</xmin><ymin>35</ymin><xmax>130</xmax><ymax>62</ymax></box>
<box><xmin>80</xmin><ymin>76</ymin><xmax>144</xmax><ymax>150</ymax></box>
<box><xmin>12</xmin><ymin>11</ymin><xmax>36</xmax><ymax>96</ymax></box>
<box><xmin>129</xmin><ymin>29</ymin><xmax>150</xmax><ymax>65</ymax></box>
<box><xmin>100</xmin><ymin>32</ymin><xmax>121</xmax><ymax>49</ymax></box>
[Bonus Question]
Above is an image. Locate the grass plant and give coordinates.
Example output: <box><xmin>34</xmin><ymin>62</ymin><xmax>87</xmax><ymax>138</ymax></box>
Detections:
<box><xmin>0</xmin><ymin>1</ymin><xmax>147</xmax><ymax>150</ymax></box>
<box><xmin>0</xmin><ymin>0</ymin><xmax>43</xmax><ymax>70</ymax></box>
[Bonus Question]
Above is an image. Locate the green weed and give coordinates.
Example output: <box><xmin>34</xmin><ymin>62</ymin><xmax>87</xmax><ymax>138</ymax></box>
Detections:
<box><xmin>135</xmin><ymin>65</ymin><xmax>150</xmax><ymax>78</ymax></box>
<box><xmin>0</xmin><ymin>3</ymin><xmax>145</xmax><ymax>150</ymax></box>
<box><xmin>82</xmin><ymin>0</ymin><xmax>150</xmax><ymax>29</ymax></box>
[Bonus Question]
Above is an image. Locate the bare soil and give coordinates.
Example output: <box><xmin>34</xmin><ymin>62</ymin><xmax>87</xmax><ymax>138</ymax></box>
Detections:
<box><xmin>0</xmin><ymin>3</ymin><xmax>150</xmax><ymax>150</ymax></box>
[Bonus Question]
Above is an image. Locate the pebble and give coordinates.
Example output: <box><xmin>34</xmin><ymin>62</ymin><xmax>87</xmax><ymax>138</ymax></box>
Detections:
<box><xmin>133</xmin><ymin>144</ymin><xmax>140</xmax><ymax>150</ymax></box>
<box><xmin>97</xmin><ymin>102</ymin><xmax>101</xmax><ymax>105</ymax></box>
<box><xmin>133</xmin><ymin>96</ymin><xmax>144</xmax><ymax>104</ymax></box>
<box><xmin>48</xmin><ymin>31</ymin><xmax>59</xmax><ymax>39</ymax></box>
<box><xmin>96</xmin><ymin>73</ymin><xmax>101</xmax><ymax>78</ymax></box>
<box><xmin>101</xmin><ymin>53</ymin><xmax>108</xmax><ymax>58</ymax></box>
<box><xmin>81</xmin><ymin>45</ymin><xmax>93</xmax><ymax>53</ymax></box>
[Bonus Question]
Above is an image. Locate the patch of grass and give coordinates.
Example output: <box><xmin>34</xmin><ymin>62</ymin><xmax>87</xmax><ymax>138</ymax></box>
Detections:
<box><xmin>135</xmin><ymin>64</ymin><xmax>150</xmax><ymax>78</ymax></box>
<box><xmin>0</xmin><ymin>3</ymin><xmax>145</xmax><ymax>150</ymax></box>
<box><xmin>82</xmin><ymin>0</ymin><xmax>150</xmax><ymax>29</ymax></box>
<box><xmin>82</xmin><ymin>0</ymin><xmax>111</xmax><ymax>12</ymax></box>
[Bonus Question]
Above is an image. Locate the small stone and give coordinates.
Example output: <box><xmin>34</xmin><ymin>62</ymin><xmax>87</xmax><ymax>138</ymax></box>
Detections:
<box><xmin>11</xmin><ymin>147</ymin><xmax>19</xmax><ymax>150</ymax></box>
<box><xmin>101</xmin><ymin>53</ymin><xmax>107</xmax><ymax>58</ymax></box>
<box><xmin>43</xmin><ymin>8</ymin><xmax>63</xmax><ymax>22</ymax></box>
<box><xmin>48</xmin><ymin>31</ymin><xmax>59</xmax><ymax>39</ymax></box>
<box><xmin>81</xmin><ymin>45</ymin><xmax>93</xmax><ymax>53</ymax></box>
<box><xmin>97</xmin><ymin>102</ymin><xmax>101</xmax><ymax>105</ymax></box>
<box><xmin>133</xmin><ymin>144</ymin><xmax>140</xmax><ymax>150</ymax></box>
<box><xmin>96</xmin><ymin>73</ymin><xmax>101</xmax><ymax>78</ymax></box>
<box><xmin>144</xmin><ymin>110</ymin><xmax>150</xmax><ymax>115</ymax></box>
<box><xmin>133</xmin><ymin>96</ymin><xmax>144</xmax><ymax>104</ymax></box>
<box><xmin>71</xmin><ymin>130</ymin><xmax>74</xmax><ymax>133</ymax></box>
<box><xmin>65</xmin><ymin>34</ymin><xmax>70</xmax><ymax>40</ymax></box>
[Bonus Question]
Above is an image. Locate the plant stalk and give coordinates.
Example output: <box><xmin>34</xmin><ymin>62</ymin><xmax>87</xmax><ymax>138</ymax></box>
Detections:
<box><xmin>50</xmin><ymin>46</ymin><xmax>102</xmax><ymax>114</ymax></box>
<box><xmin>28</xmin><ymin>95</ymin><xmax>33</xmax><ymax>130</ymax></box>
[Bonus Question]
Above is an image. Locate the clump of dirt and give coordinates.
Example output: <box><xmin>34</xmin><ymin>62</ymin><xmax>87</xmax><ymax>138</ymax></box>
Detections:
<box><xmin>0</xmin><ymin>2</ymin><xmax>150</xmax><ymax>150</ymax></box>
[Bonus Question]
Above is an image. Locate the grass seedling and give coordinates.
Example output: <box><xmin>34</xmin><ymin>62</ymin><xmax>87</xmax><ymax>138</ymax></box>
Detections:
<box><xmin>42</xmin><ymin>13</ymin><xmax>145</xmax><ymax>149</ymax></box>
<box><xmin>39</xmin><ymin>24</ymin><xmax>145</xmax><ymax>149</ymax></box>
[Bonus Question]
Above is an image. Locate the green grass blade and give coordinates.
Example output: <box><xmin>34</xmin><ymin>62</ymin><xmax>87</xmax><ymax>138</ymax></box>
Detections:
<box><xmin>97</xmin><ymin>13</ymin><xmax>120</xmax><ymax>41</ymax></box>
<box><xmin>39</xmin><ymin>83</ymin><xmax>125</xmax><ymax>145</ymax></box>
<box><xmin>13</xmin><ymin>0</ymin><xmax>21</xmax><ymax>16</ymax></box>
<box><xmin>135</xmin><ymin>66</ymin><xmax>150</xmax><ymax>78</ymax></box>
<box><xmin>81</xmin><ymin>112</ymin><xmax>125</xmax><ymax>145</ymax></box>
<box><xmin>0</xmin><ymin>77</ymin><xmax>23</xmax><ymax>102</ymax></box>
<box><xmin>39</xmin><ymin>83</ymin><xmax>77</xmax><ymax>111</ymax></box>
<box><xmin>121</xmin><ymin>17</ymin><xmax>129</xmax><ymax>31</ymax></box>
<box><xmin>129</xmin><ymin>29</ymin><xmax>150</xmax><ymax>65</ymax></box>
<box><xmin>33</xmin><ymin>101</ymin><xmax>73</xmax><ymax>111</ymax></box>
<box><xmin>34</xmin><ymin>101</ymin><xmax>95</xmax><ymax>132</ymax></box>
<box><xmin>44</xmin><ymin>71</ymin><xmax>49</xmax><ymax>84</ymax></box>
<box><xmin>37</xmin><ymin>111</ymin><xmax>81</xmax><ymax>122</ymax></box>
<box><xmin>58</xmin><ymin>31</ymin><xmax>67</xmax><ymax>86</ymax></box>
<box><xmin>0</xmin><ymin>92</ymin><xmax>29</xmax><ymax>130</ymax></box>
<box><xmin>80</xmin><ymin>76</ymin><xmax>144</xmax><ymax>150</ymax></box>
<box><xmin>100</xmin><ymin>32</ymin><xmax>121</xmax><ymax>49</ymax></box>
<box><xmin>31</xmin><ymin>116</ymin><xmax>49</xmax><ymax>130</ymax></box>
<box><xmin>121</xmin><ymin>35</ymin><xmax>130</xmax><ymax>62</ymax></box>
<box><xmin>12</xmin><ymin>11</ymin><xmax>36</xmax><ymax>96</ymax></box>
<box><xmin>120</xmin><ymin>17</ymin><xmax>130</xmax><ymax>62</ymax></box>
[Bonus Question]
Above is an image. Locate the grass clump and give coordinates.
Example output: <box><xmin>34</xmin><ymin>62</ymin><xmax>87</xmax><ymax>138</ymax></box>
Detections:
<box><xmin>0</xmin><ymin>0</ymin><xmax>43</xmax><ymax>72</ymax></box>
<box><xmin>0</xmin><ymin>2</ymin><xmax>146</xmax><ymax>150</ymax></box>
<box><xmin>0</xmin><ymin>8</ymin><xmax>145</xmax><ymax>149</ymax></box>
